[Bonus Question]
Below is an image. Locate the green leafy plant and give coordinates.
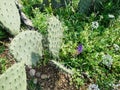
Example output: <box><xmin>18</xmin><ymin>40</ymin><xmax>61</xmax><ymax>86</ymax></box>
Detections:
<box><xmin>53</xmin><ymin>2</ymin><xmax>120</xmax><ymax>89</ymax></box>
<box><xmin>0</xmin><ymin>58</ymin><xmax>7</xmax><ymax>74</ymax></box>
<box><xmin>32</xmin><ymin>9</ymin><xmax>47</xmax><ymax>35</ymax></box>
<box><xmin>0</xmin><ymin>0</ymin><xmax>119</xmax><ymax>89</ymax></box>
<box><xmin>0</xmin><ymin>45</ymin><xmax>5</xmax><ymax>54</ymax></box>
<box><xmin>0</xmin><ymin>27</ymin><xmax>8</xmax><ymax>39</ymax></box>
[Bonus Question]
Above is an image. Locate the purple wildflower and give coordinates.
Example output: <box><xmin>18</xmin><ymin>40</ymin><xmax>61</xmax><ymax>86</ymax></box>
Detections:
<box><xmin>77</xmin><ymin>44</ymin><xmax>83</xmax><ymax>54</ymax></box>
<box><xmin>72</xmin><ymin>44</ymin><xmax>83</xmax><ymax>57</ymax></box>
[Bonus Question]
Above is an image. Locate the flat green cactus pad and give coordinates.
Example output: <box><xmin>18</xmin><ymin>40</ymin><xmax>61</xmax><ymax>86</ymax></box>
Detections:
<box><xmin>9</xmin><ymin>30</ymin><xmax>43</xmax><ymax>66</ymax></box>
<box><xmin>78</xmin><ymin>0</ymin><xmax>92</xmax><ymax>14</ymax></box>
<box><xmin>0</xmin><ymin>61</ymin><xmax>26</xmax><ymax>90</ymax></box>
<box><xmin>0</xmin><ymin>0</ymin><xmax>20</xmax><ymax>35</ymax></box>
<box><xmin>47</xmin><ymin>16</ymin><xmax>63</xmax><ymax>58</ymax></box>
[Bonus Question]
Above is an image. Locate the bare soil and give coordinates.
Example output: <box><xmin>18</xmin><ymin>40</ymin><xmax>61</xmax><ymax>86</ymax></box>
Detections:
<box><xmin>26</xmin><ymin>63</ymin><xmax>82</xmax><ymax>90</ymax></box>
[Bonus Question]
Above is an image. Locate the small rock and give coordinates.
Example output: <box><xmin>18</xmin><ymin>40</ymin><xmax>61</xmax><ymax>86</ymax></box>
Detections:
<box><xmin>36</xmin><ymin>72</ymin><xmax>41</xmax><ymax>77</ymax></box>
<box><xmin>41</xmin><ymin>82</ymin><xmax>45</xmax><ymax>86</ymax></box>
<box><xmin>41</xmin><ymin>74</ymin><xmax>48</xmax><ymax>79</ymax></box>
<box><xmin>88</xmin><ymin>84</ymin><xmax>100</xmax><ymax>90</ymax></box>
<box><xmin>50</xmin><ymin>85</ymin><xmax>53</xmax><ymax>88</ymax></box>
<box><xmin>33</xmin><ymin>78</ymin><xmax>37</xmax><ymax>84</ymax></box>
<box><xmin>29</xmin><ymin>69</ymin><xmax>36</xmax><ymax>77</ymax></box>
<box><xmin>47</xmin><ymin>88</ymin><xmax>51</xmax><ymax>90</ymax></box>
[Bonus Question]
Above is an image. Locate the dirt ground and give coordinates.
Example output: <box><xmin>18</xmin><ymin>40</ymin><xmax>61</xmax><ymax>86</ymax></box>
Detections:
<box><xmin>26</xmin><ymin>63</ymin><xmax>80</xmax><ymax>90</ymax></box>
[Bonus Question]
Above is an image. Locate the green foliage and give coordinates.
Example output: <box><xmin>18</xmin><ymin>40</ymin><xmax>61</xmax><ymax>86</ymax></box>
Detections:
<box><xmin>0</xmin><ymin>58</ymin><xmax>7</xmax><ymax>74</ymax></box>
<box><xmin>72</xmin><ymin>69</ymin><xmax>84</xmax><ymax>88</ymax></box>
<box><xmin>102</xmin><ymin>0</ymin><xmax>120</xmax><ymax>14</ymax></box>
<box><xmin>32</xmin><ymin>9</ymin><xmax>47</xmax><ymax>35</ymax></box>
<box><xmin>9</xmin><ymin>31</ymin><xmax>43</xmax><ymax>66</ymax></box>
<box><xmin>1</xmin><ymin>0</ymin><xmax>119</xmax><ymax>89</ymax></box>
<box><xmin>0</xmin><ymin>45</ymin><xmax>5</xmax><ymax>54</ymax></box>
<box><xmin>55</xmin><ymin>2</ymin><xmax>120</xmax><ymax>89</ymax></box>
<box><xmin>0</xmin><ymin>61</ymin><xmax>27</xmax><ymax>90</ymax></box>
<box><xmin>21</xmin><ymin>0</ymin><xmax>43</xmax><ymax>16</ymax></box>
<box><xmin>0</xmin><ymin>27</ymin><xmax>8</xmax><ymax>39</ymax></box>
<box><xmin>0</xmin><ymin>0</ymin><xmax>20</xmax><ymax>35</ymax></box>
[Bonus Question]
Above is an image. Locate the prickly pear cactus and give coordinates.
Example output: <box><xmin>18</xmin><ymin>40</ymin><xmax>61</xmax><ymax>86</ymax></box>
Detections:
<box><xmin>47</xmin><ymin>16</ymin><xmax>63</xmax><ymax>58</ymax></box>
<box><xmin>9</xmin><ymin>31</ymin><xmax>43</xmax><ymax>66</ymax></box>
<box><xmin>0</xmin><ymin>0</ymin><xmax>20</xmax><ymax>35</ymax></box>
<box><xmin>0</xmin><ymin>61</ymin><xmax>26</xmax><ymax>90</ymax></box>
<box><xmin>78</xmin><ymin>0</ymin><xmax>103</xmax><ymax>14</ymax></box>
<box><xmin>78</xmin><ymin>0</ymin><xmax>92</xmax><ymax>14</ymax></box>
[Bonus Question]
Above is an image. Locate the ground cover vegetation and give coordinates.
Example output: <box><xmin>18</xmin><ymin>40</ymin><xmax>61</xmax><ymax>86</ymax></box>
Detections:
<box><xmin>0</xmin><ymin>0</ymin><xmax>120</xmax><ymax>90</ymax></box>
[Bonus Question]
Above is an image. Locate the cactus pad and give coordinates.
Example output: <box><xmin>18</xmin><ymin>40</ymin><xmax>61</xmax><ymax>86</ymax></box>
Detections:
<box><xmin>47</xmin><ymin>16</ymin><xmax>63</xmax><ymax>58</ymax></box>
<box><xmin>78</xmin><ymin>0</ymin><xmax>92</xmax><ymax>14</ymax></box>
<box><xmin>0</xmin><ymin>61</ymin><xmax>26</xmax><ymax>90</ymax></box>
<box><xmin>0</xmin><ymin>0</ymin><xmax>20</xmax><ymax>35</ymax></box>
<box><xmin>9</xmin><ymin>31</ymin><xmax>43</xmax><ymax>66</ymax></box>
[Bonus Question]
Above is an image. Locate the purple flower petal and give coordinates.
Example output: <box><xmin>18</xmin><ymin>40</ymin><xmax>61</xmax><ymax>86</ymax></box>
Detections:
<box><xmin>77</xmin><ymin>44</ymin><xmax>83</xmax><ymax>53</ymax></box>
